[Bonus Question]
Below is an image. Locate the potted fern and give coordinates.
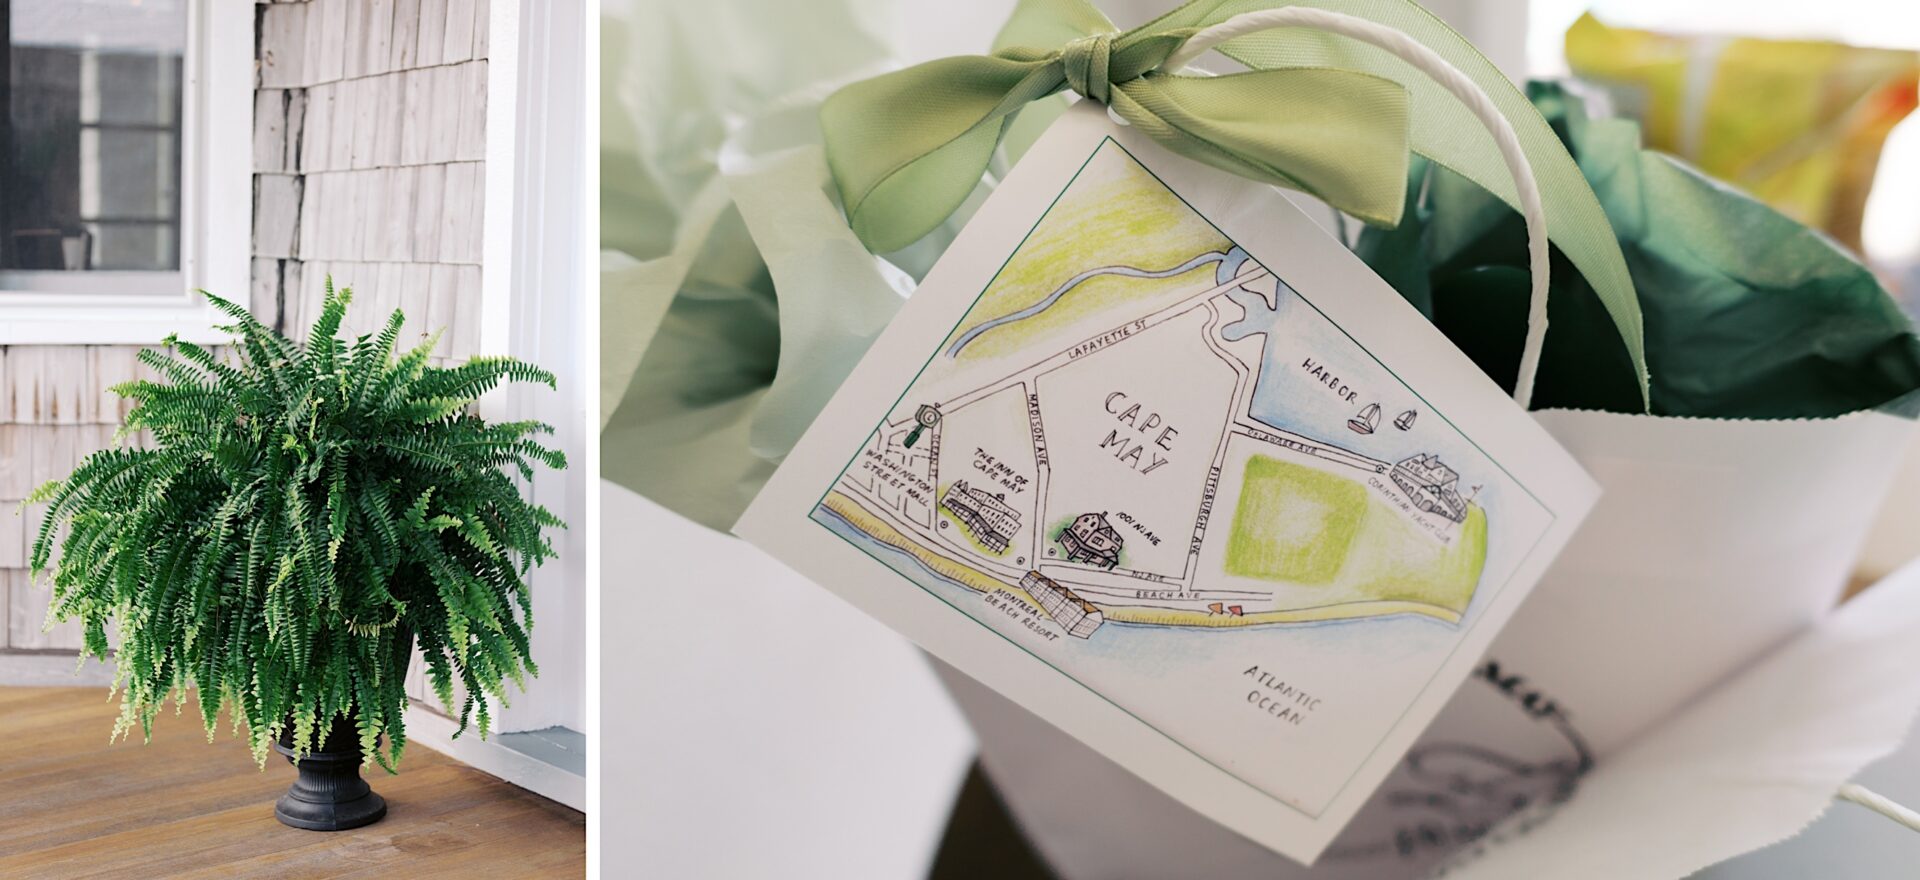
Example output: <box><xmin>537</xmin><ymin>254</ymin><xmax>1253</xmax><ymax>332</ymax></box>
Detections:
<box><xmin>27</xmin><ymin>284</ymin><xmax>566</xmax><ymax>830</ymax></box>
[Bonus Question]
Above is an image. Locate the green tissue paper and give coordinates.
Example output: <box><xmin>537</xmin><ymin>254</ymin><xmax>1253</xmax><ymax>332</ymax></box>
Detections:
<box><xmin>1355</xmin><ymin>81</ymin><xmax>1920</xmax><ymax>420</ymax></box>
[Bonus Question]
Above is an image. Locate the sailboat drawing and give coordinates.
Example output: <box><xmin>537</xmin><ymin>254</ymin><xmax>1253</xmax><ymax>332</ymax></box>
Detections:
<box><xmin>1348</xmin><ymin>403</ymin><xmax>1381</xmax><ymax>434</ymax></box>
<box><xmin>1394</xmin><ymin>409</ymin><xmax>1417</xmax><ymax>431</ymax></box>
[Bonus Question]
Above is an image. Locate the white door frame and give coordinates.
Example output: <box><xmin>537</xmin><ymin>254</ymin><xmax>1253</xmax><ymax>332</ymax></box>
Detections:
<box><xmin>402</xmin><ymin>0</ymin><xmax>591</xmax><ymax>813</ymax></box>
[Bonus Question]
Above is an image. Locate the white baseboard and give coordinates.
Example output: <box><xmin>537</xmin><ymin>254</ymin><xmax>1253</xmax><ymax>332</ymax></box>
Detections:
<box><xmin>403</xmin><ymin>703</ymin><xmax>586</xmax><ymax>812</ymax></box>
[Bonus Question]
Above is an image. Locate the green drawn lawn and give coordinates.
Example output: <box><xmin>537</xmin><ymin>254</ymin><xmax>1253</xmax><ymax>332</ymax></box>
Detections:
<box><xmin>1224</xmin><ymin>455</ymin><xmax>1487</xmax><ymax>620</ymax></box>
<box><xmin>1225</xmin><ymin>456</ymin><xmax>1366</xmax><ymax>583</ymax></box>
<box><xmin>944</xmin><ymin>142</ymin><xmax>1231</xmax><ymax>361</ymax></box>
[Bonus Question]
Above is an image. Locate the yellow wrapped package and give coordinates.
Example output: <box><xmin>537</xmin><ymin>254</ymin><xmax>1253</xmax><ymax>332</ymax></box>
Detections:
<box><xmin>1566</xmin><ymin>12</ymin><xmax>1918</xmax><ymax>253</ymax></box>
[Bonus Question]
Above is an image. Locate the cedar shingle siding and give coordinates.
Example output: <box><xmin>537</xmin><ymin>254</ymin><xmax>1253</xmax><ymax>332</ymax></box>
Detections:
<box><xmin>0</xmin><ymin>0</ymin><xmax>490</xmax><ymax>655</ymax></box>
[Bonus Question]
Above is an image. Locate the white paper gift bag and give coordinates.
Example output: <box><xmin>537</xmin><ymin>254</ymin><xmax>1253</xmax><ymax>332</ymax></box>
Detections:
<box><xmin>1491</xmin><ymin>409</ymin><xmax>1915</xmax><ymax>758</ymax></box>
<box><xmin>604</xmin><ymin>0</ymin><xmax>1920</xmax><ymax>872</ymax></box>
<box><xmin>939</xmin><ymin>406</ymin><xmax>1918</xmax><ymax>879</ymax></box>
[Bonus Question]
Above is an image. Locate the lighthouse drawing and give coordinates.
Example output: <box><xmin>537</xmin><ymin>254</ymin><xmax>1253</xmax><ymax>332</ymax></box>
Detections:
<box><xmin>903</xmin><ymin>404</ymin><xmax>941</xmax><ymax>448</ymax></box>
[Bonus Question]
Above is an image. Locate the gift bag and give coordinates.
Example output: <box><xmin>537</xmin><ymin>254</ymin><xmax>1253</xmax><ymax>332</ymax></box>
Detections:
<box><xmin>938</xmin><ymin>545</ymin><xmax>1920</xmax><ymax>880</ymax></box>
<box><xmin>934</xmin><ymin>81</ymin><xmax>1920</xmax><ymax>880</ymax></box>
<box><xmin>607</xmin><ymin>1</ymin><xmax>1920</xmax><ymax>875</ymax></box>
<box><xmin>935</xmin><ymin>417</ymin><xmax>1917</xmax><ymax>880</ymax></box>
<box><xmin>1356</xmin><ymin>76</ymin><xmax>1920</xmax><ymax>841</ymax></box>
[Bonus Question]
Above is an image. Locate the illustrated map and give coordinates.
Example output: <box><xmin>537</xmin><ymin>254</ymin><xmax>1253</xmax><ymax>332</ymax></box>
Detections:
<box><xmin>794</xmin><ymin>135</ymin><xmax>1563</xmax><ymax>819</ymax></box>
<box><xmin>814</xmin><ymin>141</ymin><xmax>1511</xmax><ymax>639</ymax></box>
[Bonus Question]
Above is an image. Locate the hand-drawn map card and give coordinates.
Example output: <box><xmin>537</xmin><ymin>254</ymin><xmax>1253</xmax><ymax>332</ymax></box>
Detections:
<box><xmin>735</xmin><ymin>102</ymin><xmax>1600</xmax><ymax>864</ymax></box>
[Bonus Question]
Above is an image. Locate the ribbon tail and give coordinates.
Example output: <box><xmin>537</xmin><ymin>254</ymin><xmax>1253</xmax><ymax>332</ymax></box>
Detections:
<box><xmin>821</xmin><ymin>55</ymin><xmax>1062</xmax><ymax>253</ymax></box>
<box><xmin>1151</xmin><ymin>0</ymin><xmax>1649</xmax><ymax>407</ymax></box>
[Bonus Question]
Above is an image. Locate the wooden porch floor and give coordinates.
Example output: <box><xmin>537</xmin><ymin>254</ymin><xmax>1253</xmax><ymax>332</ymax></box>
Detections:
<box><xmin>0</xmin><ymin>687</ymin><xmax>584</xmax><ymax>879</ymax></box>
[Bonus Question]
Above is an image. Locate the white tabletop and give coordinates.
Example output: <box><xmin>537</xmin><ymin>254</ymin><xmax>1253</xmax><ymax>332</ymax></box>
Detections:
<box><xmin>607</xmin><ymin>484</ymin><xmax>976</xmax><ymax>878</ymax></box>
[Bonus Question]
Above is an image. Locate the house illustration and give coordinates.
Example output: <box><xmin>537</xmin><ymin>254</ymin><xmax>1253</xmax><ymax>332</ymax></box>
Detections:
<box><xmin>1059</xmin><ymin>512</ymin><xmax>1123</xmax><ymax>569</ymax></box>
<box><xmin>941</xmin><ymin>480</ymin><xmax>1020</xmax><ymax>554</ymax></box>
<box><xmin>1020</xmin><ymin>571</ymin><xmax>1105</xmax><ymax>638</ymax></box>
<box><xmin>1390</xmin><ymin>454</ymin><xmax>1469</xmax><ymax>524</ymax></box>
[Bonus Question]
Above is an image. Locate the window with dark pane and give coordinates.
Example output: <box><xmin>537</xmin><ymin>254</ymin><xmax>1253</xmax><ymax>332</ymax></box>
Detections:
<box><xmin>2</xmin><ymin>0</ymin><xmax>186</xmax><ymax>277</ymax></box>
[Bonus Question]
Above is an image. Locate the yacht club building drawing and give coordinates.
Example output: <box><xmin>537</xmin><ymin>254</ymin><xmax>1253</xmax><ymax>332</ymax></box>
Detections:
<box><xmin>1390</xmin><ymin>454</ymin><xmax>1470</xmax><ymax>524</ymax></box>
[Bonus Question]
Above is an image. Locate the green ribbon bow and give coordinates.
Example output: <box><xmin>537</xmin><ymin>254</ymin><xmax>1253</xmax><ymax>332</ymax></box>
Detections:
<box><xmin>821</xmin><ymin>0</ymin><xmax>1652</xmax><ymax>406</ymax></box>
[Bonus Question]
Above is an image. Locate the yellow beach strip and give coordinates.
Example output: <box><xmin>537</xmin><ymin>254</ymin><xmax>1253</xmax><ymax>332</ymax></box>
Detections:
<box><xmin>823</xmin><ymin>491</ymin><xmax>1464</xmax><ymax>628</ymax></box>
<box><xmin>822</xmin><ymin>491</ymin><xmax>1010</xmax><ymax>597</ymax></box>
<box><xmin>1103</xmin><ymin>600</ymin><xmax>1462</xmax><ymax>628</ymax></box>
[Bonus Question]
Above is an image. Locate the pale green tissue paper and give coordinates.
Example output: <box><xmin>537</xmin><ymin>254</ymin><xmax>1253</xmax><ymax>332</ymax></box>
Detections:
<box><xmin>601</xmin><ymin>0</ymin><xmax>1044</xmax><ymax>530</ymax></box>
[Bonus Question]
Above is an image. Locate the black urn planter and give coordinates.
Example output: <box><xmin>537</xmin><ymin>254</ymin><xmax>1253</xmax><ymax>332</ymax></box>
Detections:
<box><xmin>272</xmin><ymin>713</ymin><xmax>388</xmax><ymax>831</ymax></box>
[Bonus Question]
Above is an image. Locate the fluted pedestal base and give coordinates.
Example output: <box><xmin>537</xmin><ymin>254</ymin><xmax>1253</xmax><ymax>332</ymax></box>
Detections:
<box><xmin>272</xmin><ymin>714</ymin><xmax>387</xmax><ymax>831</ymax></box>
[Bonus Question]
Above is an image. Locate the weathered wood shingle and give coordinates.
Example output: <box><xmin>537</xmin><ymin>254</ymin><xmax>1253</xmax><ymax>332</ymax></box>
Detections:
<box><xmin>257</xmin><ymin>2</ymin><xmax>309</xmax><ymax>89</ymax></box>
<box><xmin>3</xmin><ymin>0</ymin><xmax>493</xmax><ymax>653</ymax></box>
<box><xmin>254</xmin><ymin>173</ymin><xmax>303</xmax><ymax>259</ymax></box>
<box><xmin>442</xmin><ymin>0</ymin><xmax>476</xmax><ymax>66</ymax></box>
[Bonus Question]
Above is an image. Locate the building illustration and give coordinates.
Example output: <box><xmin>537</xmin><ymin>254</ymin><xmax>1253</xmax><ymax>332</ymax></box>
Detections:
<box><xmin>1390</xmin><ymin>454</ymin><xmax>1470</xmax><ymax>523</ymax></box>
<box><xmin>1021</xmin><ymin>571</ymin><xmax>1105</xmax><ymax>638</ymax></box>
<box><xmin>941</xmin><ymin>480</ymin><xmax>1021</xmax><ymax>554</ymax></box>
<box><xmin>1059</xmin><ymin>512</ymin><xmax>1123</xmax><ymax>569</ymax></box>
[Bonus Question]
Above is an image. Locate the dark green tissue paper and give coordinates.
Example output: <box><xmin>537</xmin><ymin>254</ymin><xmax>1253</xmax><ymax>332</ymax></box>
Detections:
<box><xmin>1355</xmin><ymin>81</ymin><xmax>1920</xmax><ymax>420</ymax></box>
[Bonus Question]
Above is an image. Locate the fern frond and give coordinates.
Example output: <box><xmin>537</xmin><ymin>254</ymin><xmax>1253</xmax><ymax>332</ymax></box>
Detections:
<box><xmin>29</xmin><ymin>280</ymin><xmax>566</xmax><ymax>770</ymax></box>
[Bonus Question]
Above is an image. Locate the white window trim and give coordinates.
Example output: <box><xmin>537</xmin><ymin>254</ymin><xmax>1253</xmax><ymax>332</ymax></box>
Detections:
<box><xmin>0</xmin><ymin>0</ymin><xmax>252</xmax><ymax>345</ymax></box>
